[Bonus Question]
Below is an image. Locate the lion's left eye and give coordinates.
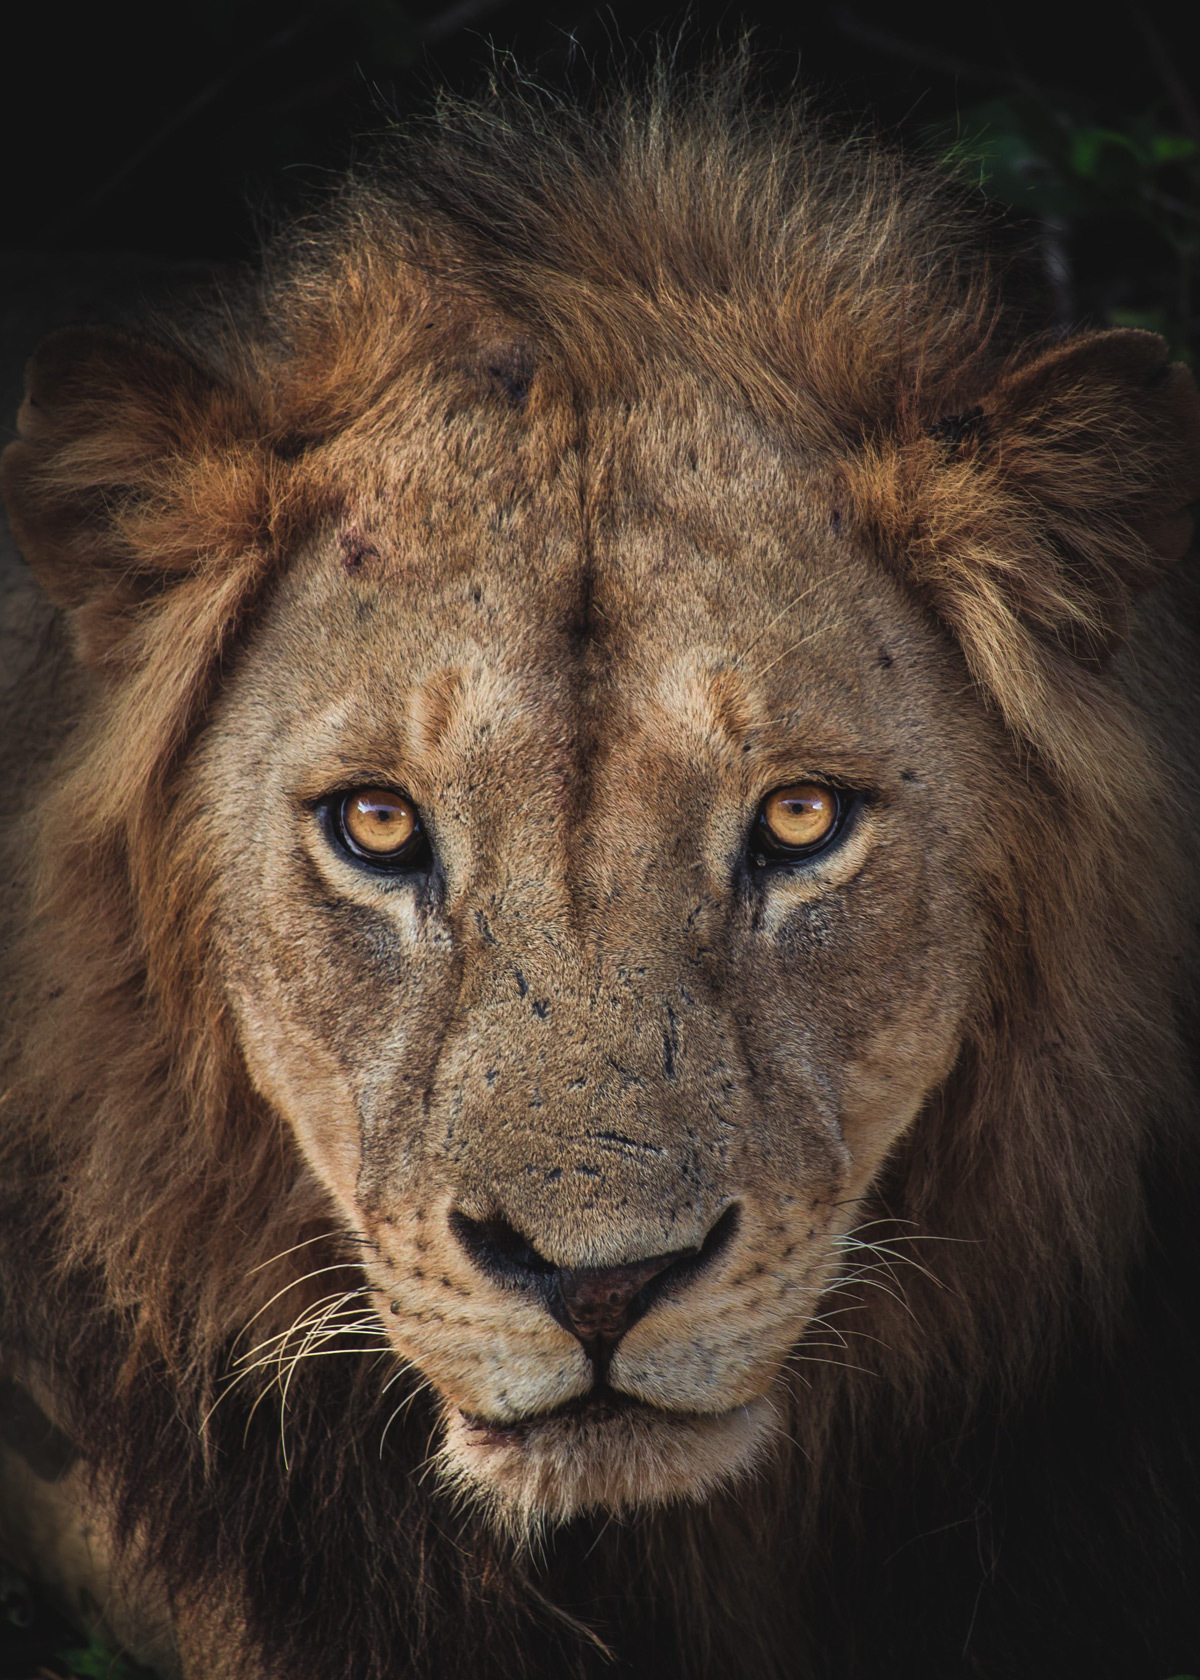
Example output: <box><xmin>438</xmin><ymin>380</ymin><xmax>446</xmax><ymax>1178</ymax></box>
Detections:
<box><xmin>325</xmin><ymin>788</ymin><xmax>431</xmax><ymax>871</ymax></box>
<box><xmin>752</xmin><ymin>783</ymin><xmax>846</xmax><ymax>862</ymax></box>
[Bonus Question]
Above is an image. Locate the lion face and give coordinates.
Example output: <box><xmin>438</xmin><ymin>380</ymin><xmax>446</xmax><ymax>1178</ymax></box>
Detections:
<box><xmin>192</xmin><ymin>388</ymin><xmax>994</xmax><ymax>1522</ymax></box>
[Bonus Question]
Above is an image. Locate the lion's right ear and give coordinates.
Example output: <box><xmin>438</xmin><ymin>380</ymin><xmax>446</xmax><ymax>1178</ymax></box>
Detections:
<box><xmin>1</xmin><ymin>325</ymin><xmax>271</xmax><ymax>667</ymax></box>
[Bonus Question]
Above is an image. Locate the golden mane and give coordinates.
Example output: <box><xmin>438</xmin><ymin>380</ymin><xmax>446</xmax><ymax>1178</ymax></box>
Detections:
<box><xmin>2</xmin><ymin>62</ymin><xmax>1198</xmax><ymax>1680</ymax></box>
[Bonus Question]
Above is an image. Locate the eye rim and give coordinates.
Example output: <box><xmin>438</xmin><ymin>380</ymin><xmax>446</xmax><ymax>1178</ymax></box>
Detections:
<box><xmin>319</xmin><ymin>786</ymin><xmax>432</xmax><ymax>874</ymax></box>
<box><xmin>749</xmin><ymin>781</ymin><xmax>856</xmax><ymax>866</ymax></box>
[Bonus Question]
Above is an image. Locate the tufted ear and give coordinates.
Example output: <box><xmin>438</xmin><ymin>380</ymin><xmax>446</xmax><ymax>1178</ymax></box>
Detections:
<box><xmin>0</xmin><ymin>325</ymin><xmax>274</xmax><ymax>668</ymax></box>
<box><xmin>897</xmin><ymin>328</ymin><xmax>1200</xmax><ymax>670</ymax></box>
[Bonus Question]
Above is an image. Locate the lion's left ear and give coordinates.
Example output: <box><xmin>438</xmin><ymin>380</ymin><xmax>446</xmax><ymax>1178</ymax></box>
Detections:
<box><xmin>885</xmin><ymin>329</ymin><xmax>1200</xmax><ymax>669</ymax></box>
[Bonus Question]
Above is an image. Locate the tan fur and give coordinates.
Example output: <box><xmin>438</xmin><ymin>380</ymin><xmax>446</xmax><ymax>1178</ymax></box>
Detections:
<box><xmin>1</xmin><ymin>67</ymin><xmax>1198</xmax><ymax>1676</ymax></box>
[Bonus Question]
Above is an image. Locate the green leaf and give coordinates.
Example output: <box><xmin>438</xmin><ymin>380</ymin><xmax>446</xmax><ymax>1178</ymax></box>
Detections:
<box><xmin>54</xmin><ymin>1643</ymin><xmax>157</xmax><ymax>1680</ymax></box>
<box><xmin>1068</xmin><ymin>126</ymin><xmax>1143</xmax><ymax>191</ymax></box>
<box><xmin>1151</xmin><ymin>135</ymin><xmax>1198</xmax><ymax>165</ymax></box>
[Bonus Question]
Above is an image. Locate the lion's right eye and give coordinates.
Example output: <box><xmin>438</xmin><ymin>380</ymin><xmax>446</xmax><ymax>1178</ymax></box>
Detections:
<box><xmin>326</xmin><ymin>788</ymin><xmax>430</xmax><ymax>871</ymax></box>
<box><xmin>750</xmin><ymin>782</ymin><xmax>853</xmax><ymax>866</ymax></box>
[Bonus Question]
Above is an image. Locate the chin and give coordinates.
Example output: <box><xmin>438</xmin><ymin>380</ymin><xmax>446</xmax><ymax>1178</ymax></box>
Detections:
<box><xmin>436</xmin><ymin>1389</ymin><xmax>779</xmax><ymax>1535</ymax></box>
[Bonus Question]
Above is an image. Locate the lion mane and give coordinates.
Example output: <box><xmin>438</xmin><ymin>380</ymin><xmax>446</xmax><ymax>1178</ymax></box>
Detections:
<box><xmin>2</xmin><ymin>65</ymin><xmax>1199</xmax><ymax>1680</ymax></box>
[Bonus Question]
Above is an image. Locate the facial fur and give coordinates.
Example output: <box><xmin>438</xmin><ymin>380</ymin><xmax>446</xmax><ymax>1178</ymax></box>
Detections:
<box><xmin>191</xmin><ymin>386</ymin><xmax>996</xmax><ymax>1521</ymax></box>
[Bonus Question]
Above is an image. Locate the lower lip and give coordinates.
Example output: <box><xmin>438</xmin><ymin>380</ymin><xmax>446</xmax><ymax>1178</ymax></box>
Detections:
<box><xmin>460</xmin><ymin>1387</ymin><xmax>650</xmax><ymax>1445</ymax></box>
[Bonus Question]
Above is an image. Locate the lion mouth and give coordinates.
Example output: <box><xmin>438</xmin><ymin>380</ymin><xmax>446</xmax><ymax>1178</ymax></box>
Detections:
<box><xmin>442</xmin><ymin>1384</ymin><xmax>777</xmax><ymax>1526</ymax></box>
<box><xmin>458</xmin><ymin>1383</ymin><xmax>692</xmax><ymax>1446</ymax></box>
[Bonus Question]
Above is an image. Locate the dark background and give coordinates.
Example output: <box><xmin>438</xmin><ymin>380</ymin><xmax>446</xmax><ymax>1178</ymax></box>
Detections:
<box><xmin>3</xmin><ymin>0</ymin><xmax>1199</xmax><ymax>356</ymax></box>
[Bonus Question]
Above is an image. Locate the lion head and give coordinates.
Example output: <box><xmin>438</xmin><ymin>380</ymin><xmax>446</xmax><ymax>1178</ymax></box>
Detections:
<box><xmin>2</xmin><ymin>70</ymin><xmax>1198</xmax><ymax>1637</ymax></box>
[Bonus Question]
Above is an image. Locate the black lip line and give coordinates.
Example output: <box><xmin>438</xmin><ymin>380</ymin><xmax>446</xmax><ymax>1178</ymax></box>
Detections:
<box><xmin>458</xmin><ymin>1386</ymin><xmax>739</xmax><ymax>1442</ymax></box>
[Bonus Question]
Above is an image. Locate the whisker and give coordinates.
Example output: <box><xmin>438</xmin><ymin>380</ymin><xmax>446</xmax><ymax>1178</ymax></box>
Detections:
<box><xmin>233</xmin><ymin>1322</ymin><xmax>387</xmax><ymax>1377</ymax></box>
<box><xmin>379</xmin><ymin>1362</ymin><xmax>416</xmax><ymax>1399</ymax></box>
<box><xmin>792</xmin><ymin>1352</ymin><xmax>877</xmax><ymax>1377</ymax></box>
<box><xmin>235</xmin><ymin>1262</ymin><xmax>368</xmax><ymax>1346</ymax></box>
<box><xmin>756</xmin><ymin>616</ymin><xmax>852</xmax><ymax>680</ymax></box>
<box><xmin>751</xmin><ymin>577</ymin><xmax>829</xmax><ymax>654</ymax></box>
<box><xmin>379</xmin><ymin>1374</ymin><xmax>436</xmax><ymax>1458</ymax></box>
<box><xmin>835</xmin><ymin>1237</ymin><xmax>946</xmax><ymax>1288</ymax></box>
<box><xmin>208</xmin><ymin>1287</ymin><xmax>388</xmax><ymax>1454</ymax></box>
<box><xmin>247</xmin><ymin>1227</ymin><xmax>372</xmax><ymax>1276</ymax></box>
<box><xmin>234</xmin><ymin>1288</ymin><xmax>361</xmax><ymax>1365</ymax></box>
<box><xmin>280</xmin><ymin>1295</ymin><xmax>370</xmax><ymax>1410</ymax></box>
<box><xmin>833</xmin><ymin>1270</ymin><xmax>915</xmax><ymax>1318</ymax></box>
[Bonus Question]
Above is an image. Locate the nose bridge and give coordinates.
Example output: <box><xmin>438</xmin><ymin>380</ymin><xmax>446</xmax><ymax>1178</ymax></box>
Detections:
<box><xmin>431</xmin><ymin>926</ymin><xmax>743</xmax><ymax>1266</ymax></box>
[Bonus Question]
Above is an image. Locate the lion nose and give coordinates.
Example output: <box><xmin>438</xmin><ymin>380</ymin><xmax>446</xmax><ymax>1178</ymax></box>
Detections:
<box><xmin>554</xmin><ymin>1253</ymin><xmax>686</xmax><ymax>1341</ymax></box>
<box><xmin>449</xmin><ymin>1206</ymin><xmax>739</xmax><ymax>1349</ymax></box>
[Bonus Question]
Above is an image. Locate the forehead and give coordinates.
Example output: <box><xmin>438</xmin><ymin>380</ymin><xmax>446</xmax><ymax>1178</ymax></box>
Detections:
<box><xmin>258</xmin><ymin>386</ymin><xmax>933</xmax><ymax>752</ymax></box>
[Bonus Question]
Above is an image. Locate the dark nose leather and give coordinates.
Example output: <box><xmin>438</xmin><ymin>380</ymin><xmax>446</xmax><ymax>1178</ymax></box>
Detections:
<box><xmin>450</xmin><ymin>1205</ymin><xmax>739</xmax><ymax>1353</ymax></box>
<box><xmin>554</xmin><ymin>1254</ymin><xmax>683</xmax><ymax>1342</ymax></box>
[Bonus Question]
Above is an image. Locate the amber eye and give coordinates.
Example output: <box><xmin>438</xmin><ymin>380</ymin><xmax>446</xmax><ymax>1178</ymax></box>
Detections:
<box><xmin>334</xmin><ymin>789</ymin><xmax>426</xmax><ymax>867</ymax></box>
<box><xmin>754</xmin><ymin>783</ymin><xmax>843</xmax><ymax>859</ymax></box>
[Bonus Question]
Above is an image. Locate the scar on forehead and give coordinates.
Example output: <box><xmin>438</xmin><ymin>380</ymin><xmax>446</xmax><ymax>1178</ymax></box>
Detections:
<box><xmin>409</xmin><ymin>666</ymin><xmax>467</xmax><ymax>758</ymax></box>
<box><xmin>705</xmin><ymin>667</ymin><xmax>756</xmax><ymax>743</ymax></box>
<box><xmin>338</xmin><ymin>527</ymin><xmax>381</xmax><ymax>573</ymax></box>
<box><xmin>477</xmin><ymin>339</ymin><xmax>538</xmax><ymax>410</ymax></box>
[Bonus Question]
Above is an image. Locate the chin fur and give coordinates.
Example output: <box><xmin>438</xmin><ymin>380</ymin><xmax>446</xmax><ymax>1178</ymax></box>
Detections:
<box><xmin>436</xmin><ymin>1392</ymin><xmax>778</xmax><ymax>1539</ymax></box>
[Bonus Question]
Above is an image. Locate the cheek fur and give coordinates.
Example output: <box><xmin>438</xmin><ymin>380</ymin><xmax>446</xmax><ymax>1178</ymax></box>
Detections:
<box><xmin>229</xmin><ymin>985</ymin><xmax>366</xmax><ymax>1219</ymax></box>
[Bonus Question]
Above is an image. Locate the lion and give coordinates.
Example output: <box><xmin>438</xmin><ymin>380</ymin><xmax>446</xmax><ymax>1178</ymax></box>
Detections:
<box><xmin>1</xmin><ymin>67</ymin><xmax>1199</xmax><ymax>1680</ymax></box>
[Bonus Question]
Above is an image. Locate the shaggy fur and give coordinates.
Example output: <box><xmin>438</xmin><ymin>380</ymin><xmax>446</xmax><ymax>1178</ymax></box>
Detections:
<box><xmin>2</xmin><ymin>62</ymin><xmax>1200</xmax><ymax>1679</ymax></box>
